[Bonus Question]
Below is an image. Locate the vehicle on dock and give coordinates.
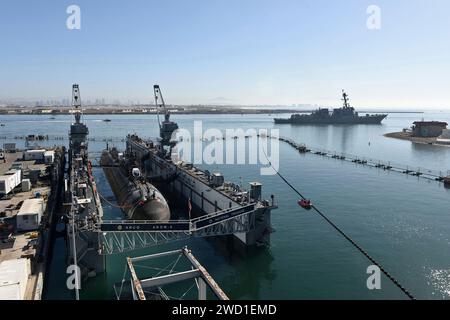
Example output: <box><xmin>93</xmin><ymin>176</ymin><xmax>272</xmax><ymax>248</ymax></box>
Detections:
<box><xmin>274</xmin><ymin>90</ymin><xmax>387</xmax><ymax>125</ymax></box>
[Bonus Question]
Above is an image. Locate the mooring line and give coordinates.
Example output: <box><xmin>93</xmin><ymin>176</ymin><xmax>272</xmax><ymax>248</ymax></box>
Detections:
<box><xmin>261</xmin><ymin>145</ymin><xmax>415</xmax><ymax>300</ymax></box>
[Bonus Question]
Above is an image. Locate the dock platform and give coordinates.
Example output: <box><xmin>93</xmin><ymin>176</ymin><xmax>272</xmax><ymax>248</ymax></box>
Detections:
<box><xmin>0</xmin><ymin>148</ymin><xmax>64</xmax><ymax>300</ymax></box>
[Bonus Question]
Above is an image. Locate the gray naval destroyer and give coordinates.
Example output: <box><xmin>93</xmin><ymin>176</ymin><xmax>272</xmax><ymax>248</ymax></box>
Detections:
<box><xmin>274</xmin><ymin>90</ymin><xmax>387</xmax><ymax>124</ymax></box>
<box><xmin>114</xmin><ymin>85</ymin><xmax>277</xmax><ymax>250</ymax></box>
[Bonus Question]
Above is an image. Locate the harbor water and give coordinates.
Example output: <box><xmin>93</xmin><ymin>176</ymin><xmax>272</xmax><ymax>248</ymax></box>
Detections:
<box><xmin>1</xmin><ymin>112</ymin><xmax>449</xmax><ymax>300</ymax></box>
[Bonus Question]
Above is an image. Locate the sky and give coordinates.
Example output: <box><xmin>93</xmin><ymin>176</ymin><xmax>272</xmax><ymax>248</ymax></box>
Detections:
<box><xmin>0</xmin><ymin>0</ymin><xmax>450</xmax><ymax>109</ymax></box>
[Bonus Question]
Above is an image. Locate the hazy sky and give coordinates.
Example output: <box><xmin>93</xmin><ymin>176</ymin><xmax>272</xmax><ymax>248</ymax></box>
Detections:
<box><xmin>1</xmin><ymin>0</ymin><xmax>449</xmax><ymax>109</ymax></box>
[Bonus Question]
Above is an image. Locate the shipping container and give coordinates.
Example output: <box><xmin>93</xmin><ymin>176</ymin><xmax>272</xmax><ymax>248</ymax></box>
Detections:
<box><xmin>16</xmin><ymin>198</ymin><xmax>45</xmax><ymax>232</ymax></box>
<box><xmin>5</xmin><ymin>169</ymin><xmax>21</xmax><ymax>186</ymax></box>
<box><xmin>0</xmin><ymin>170</ymin><xmax>21</xmax><ymax>195</ymax></box>
<box><xmin>0</xmin><ymin>259</ymin><xmax>31</xmax><ymax>300</ymax></box>
<box><xmin>23</xmin><ymin>149</ymin><xmax>46</xmax><ymax>161</ymax></box>
<box><xmin>44</xmin><ymin>150</ymin><xmax>55</xmax><ymax>164</ymax></box>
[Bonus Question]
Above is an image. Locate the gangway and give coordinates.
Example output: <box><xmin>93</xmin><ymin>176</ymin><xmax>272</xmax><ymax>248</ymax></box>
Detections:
<box><xmin>95</xmin><ymin>203</ymin><xmax>268</xmax><ymax>255</ymax></box>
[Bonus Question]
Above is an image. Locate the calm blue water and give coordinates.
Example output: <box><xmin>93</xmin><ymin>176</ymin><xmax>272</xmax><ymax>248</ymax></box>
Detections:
<box><xmin>2</xmin><ymin>112</ymin><xmax>449</xmax><ymax>300</ymax></box>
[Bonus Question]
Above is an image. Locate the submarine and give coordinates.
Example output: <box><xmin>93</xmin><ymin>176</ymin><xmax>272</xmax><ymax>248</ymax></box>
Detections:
<box><xmin>100</xmin><ymin>147</ymin><xmax>171</xmax><ymax>220</ymax></box>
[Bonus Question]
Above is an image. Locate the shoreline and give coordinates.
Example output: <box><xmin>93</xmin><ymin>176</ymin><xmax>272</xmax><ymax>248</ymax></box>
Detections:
<box><xmin>384</xmin><ymin>131</ymin><xmax>450</xmax><ymax>147</ymax></box>
<box><xmin>0</xmin><ymin>107</ymin><xmax>425</xmax><ymax>116</ymax></box>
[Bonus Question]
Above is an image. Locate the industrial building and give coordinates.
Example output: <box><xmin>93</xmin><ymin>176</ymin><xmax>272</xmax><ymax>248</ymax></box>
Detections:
<box><xmin>412</xmin><ymin>121</ymin><xmax>448</xmax><ymax>138</ymax></box>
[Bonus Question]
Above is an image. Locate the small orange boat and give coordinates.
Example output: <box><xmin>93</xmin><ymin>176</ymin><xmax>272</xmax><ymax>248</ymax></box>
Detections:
<box><xmin>298</xmin><ymin>199</ymin><xmax>312</xmax><ymax>210</ymax></box>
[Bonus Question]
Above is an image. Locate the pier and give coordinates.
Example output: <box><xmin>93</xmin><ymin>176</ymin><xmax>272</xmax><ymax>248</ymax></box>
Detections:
<box><xmin>0</xmin><ymin>148</ymin><xmax>65</xmax><ymax>300</ymax></box>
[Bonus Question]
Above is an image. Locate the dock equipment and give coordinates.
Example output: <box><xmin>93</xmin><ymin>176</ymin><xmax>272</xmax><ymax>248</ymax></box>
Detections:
<box><xmin>119</xmin><ymin>247</ymin><xmax>228</xmax><ymax>300</ymax></box>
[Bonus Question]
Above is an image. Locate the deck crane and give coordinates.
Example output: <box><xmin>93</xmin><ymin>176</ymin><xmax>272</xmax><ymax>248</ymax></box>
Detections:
<box><xmin>154</xmin><ymin>84</ymin><xmax>179</xmax><ymax>147</ymax></box>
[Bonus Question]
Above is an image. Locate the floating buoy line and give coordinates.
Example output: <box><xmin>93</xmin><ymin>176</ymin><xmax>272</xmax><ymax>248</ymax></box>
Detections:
<box><xmin>272</xmin><ymin>135</ymin><xmax>448</xmax><ymax>185</ymax></box>
<box><xmin>260</xmin><ymin>145</ymin><xmax>415</xmax><ymax>300</ymax></box>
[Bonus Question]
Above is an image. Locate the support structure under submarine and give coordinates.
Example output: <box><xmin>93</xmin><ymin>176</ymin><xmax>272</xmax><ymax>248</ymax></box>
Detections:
<box><xmin>100</xmin><ymin>146</ymin><xmax>171</xmax><ymax>220</ymax></box>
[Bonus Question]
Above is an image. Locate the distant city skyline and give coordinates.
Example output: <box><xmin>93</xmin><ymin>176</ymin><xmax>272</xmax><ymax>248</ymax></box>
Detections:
<box><xmin>1</xmin><ymin>1</ymin><xmax>450</xmax><ymax>109</ymax></box>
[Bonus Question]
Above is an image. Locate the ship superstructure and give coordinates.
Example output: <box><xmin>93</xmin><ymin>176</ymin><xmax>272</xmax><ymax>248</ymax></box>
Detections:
<box><xmin>274</xmin><ymin>90</ymin><xmax>387</xmax><ymax>124</ymax></box>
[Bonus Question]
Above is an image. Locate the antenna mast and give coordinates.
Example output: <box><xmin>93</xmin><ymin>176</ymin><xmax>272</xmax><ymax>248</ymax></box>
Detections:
<box><xmin>342</xmin><ymin>89</ymin><xmax>350</xmax><ymax>109</ymax></box>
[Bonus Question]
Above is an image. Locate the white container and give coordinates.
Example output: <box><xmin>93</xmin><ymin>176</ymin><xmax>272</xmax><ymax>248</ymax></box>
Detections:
<box><xmin>16</xmin><ymin>198</ymin><xmax>45</xmax><ymax>232</ymax></box>
<box><xmin>0</xmin><ymin>170</ymin><xmax>21</xmax><ymax>195</ymax></box>
<box><xmin>22</xmin><ymin>179</ymin><xmax>31</xmax><ymax>192</ymax></box>
<box><xmin>0</xmin><ymin>258</ymin><xmax>31</xmax><ymax>300</ymax></box>
<box><xmin>0</xmin><ymin>176</ymin><xmax>13</xmax><ymax>195</ymax></box>
<box><xmin>23</xmin><ymin>149</ymin><xmax>46</xmax><ymax>161</ymax></box>
<box><xmin>44</xmin><ymin>150</ymin><xmax>55</xmax><ymax>164</ymax></box>
<box><xmin>5</xmin><ymin>169</ymin><xmax>21</xmax><ymax>186</ymax></box>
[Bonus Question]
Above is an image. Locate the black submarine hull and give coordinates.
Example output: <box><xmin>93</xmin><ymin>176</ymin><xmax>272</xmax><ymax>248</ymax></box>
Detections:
<box><xmin>101</xmin><ymin>150</ymin><xmax>170</xmax><ymax>220</ymax></box>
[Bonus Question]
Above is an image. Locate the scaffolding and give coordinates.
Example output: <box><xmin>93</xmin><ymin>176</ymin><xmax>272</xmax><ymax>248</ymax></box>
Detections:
<box><xmin>119</xmin><ymin>247</ymin><xmax>229</xmax><ymax>300</ymax></box>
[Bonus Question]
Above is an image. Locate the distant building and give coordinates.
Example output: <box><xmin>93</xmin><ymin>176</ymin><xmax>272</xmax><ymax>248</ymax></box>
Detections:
<box><xmin>437</xmin><ymin>129</ymin><xmax>450</xmax><ymax>145</ymax></box>
<box><xmin>412</xmin><ymin>121</ymin><xmax>447</xmax><ymax>137</ymax></box>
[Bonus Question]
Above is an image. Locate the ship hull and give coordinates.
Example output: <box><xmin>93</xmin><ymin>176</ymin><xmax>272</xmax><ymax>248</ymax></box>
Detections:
<box><xmin>274</xmin><ymin>114</ymin><xmax>387</xmax><ymax>124</ymax></box>
<box><xmin>100</xmin><ymin>151</ymin><xmax>170</xmax><ymax>220</ymax></box>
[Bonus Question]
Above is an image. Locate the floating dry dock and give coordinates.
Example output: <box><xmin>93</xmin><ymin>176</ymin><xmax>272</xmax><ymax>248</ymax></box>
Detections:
<box><xmin>95</xmin><ymin>86</ymin><xmax>278</xmax><ymax>256</ymax></box>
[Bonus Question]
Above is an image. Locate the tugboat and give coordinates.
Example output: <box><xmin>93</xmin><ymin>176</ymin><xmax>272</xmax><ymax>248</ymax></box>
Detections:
<box><xmin>274</xmin><ymin>90</ymin><xmax>387</xmax><ymax>125</ymax></box>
